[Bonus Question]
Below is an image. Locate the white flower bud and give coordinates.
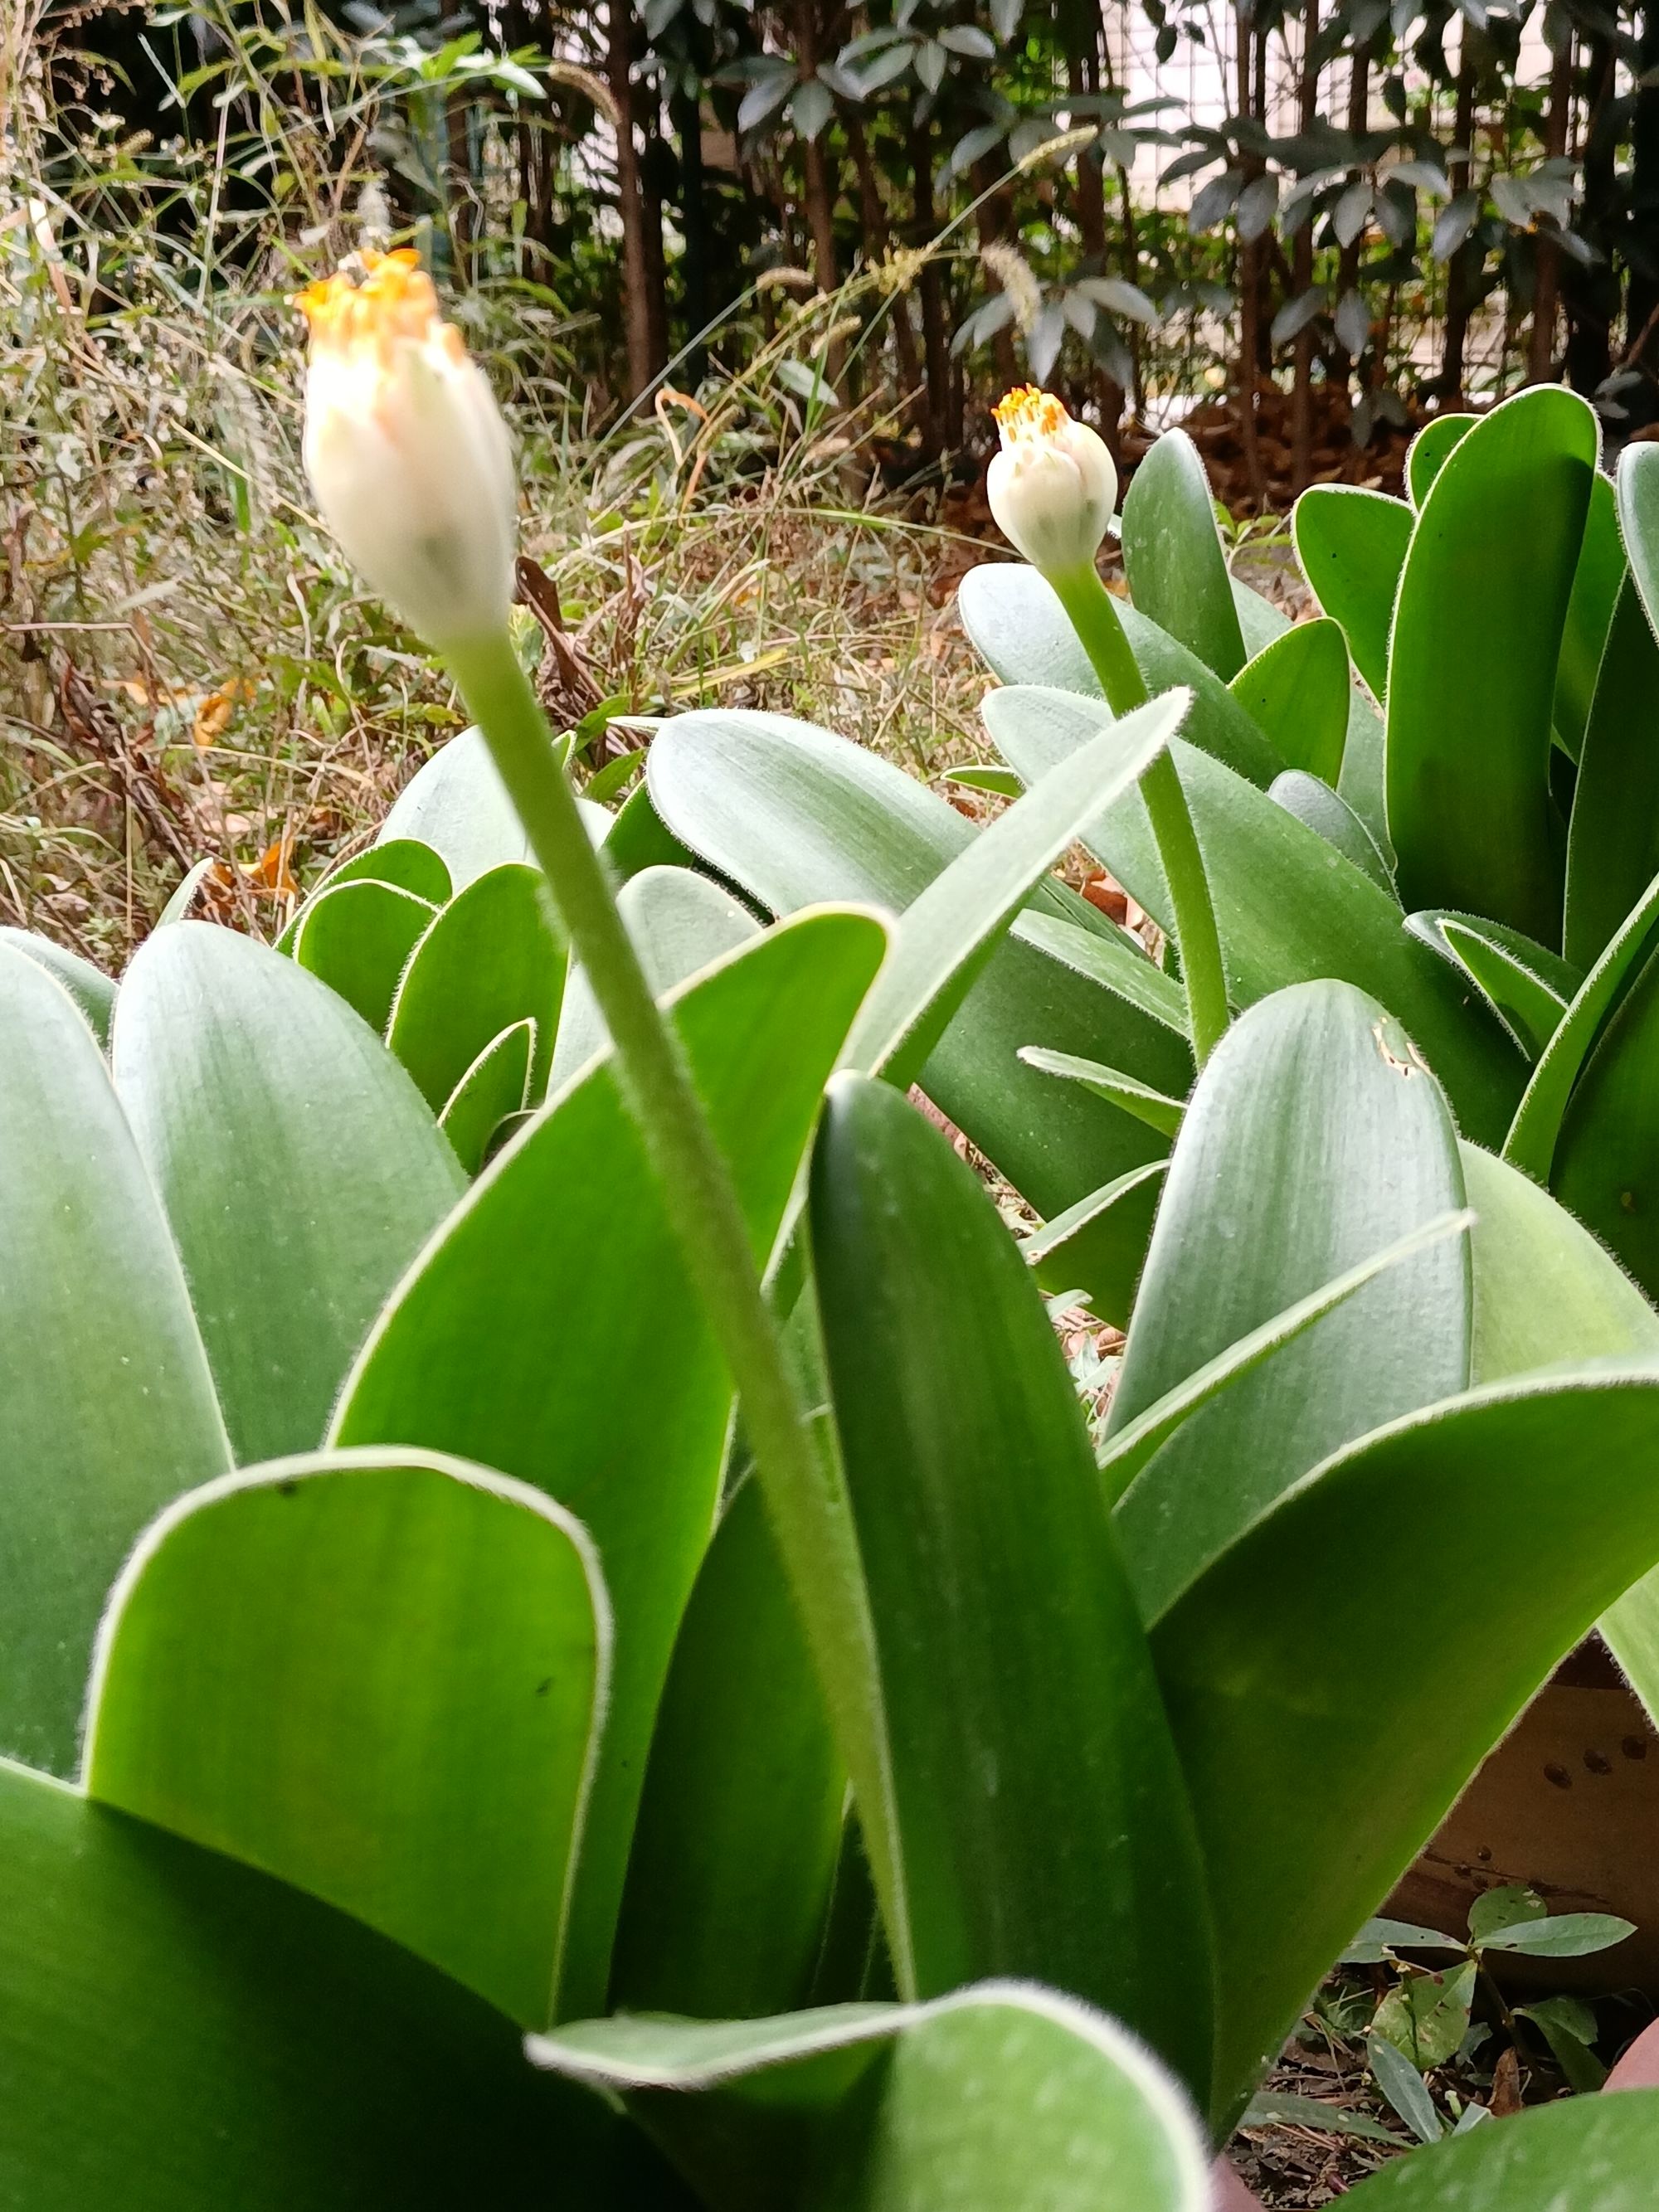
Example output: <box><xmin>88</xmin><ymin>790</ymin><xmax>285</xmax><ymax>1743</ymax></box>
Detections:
<box><xmin>986</xmin><ymin>386</ymin><xmax>1118</xmax><ymax>578</ymax></box>
<box><xmin>294</xmin><ymin>251</ymin><xmax>517</xmax><ymax>651</ymax></box>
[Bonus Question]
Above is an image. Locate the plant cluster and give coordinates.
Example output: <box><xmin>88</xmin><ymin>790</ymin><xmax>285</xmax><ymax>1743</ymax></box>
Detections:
<box><xmin>2</xmin><ymin>235</ymin><xmax>1659</xmax><ymax>2207</ymax></box>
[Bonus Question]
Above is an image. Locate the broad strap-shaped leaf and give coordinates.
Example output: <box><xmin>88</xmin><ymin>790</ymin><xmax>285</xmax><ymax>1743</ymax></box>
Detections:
<box><xmin>0</xmin><ymin>925</ymin><xmax>116</xmax><ymax>1044</ymax></box>
<box><xmin>1108</xmin><ymin>982</ymin><xmax>1472</xmax><ymax>1622</ymax></box>
<box><xmin>645</xmin><ymin>707</ymin><xmax>1180</xmax><ymax>1215</ymax></box>
<box><xmin>0</xmin><ymin>944</ymin><xmax>231</xmax><ymax>1774</ymax></box>
<box><xmin>601</xmin><ymin>778</ymin><xmax>702</xmax><ymax>882</ymax></box>
<box><xmin>1228</xmin><ymin>618</ymin><xmax>1349</xmax><ymax>785</ymax></box>
<box><xmin>1384</xmin><ymin>386</ymin><xmax>1598</xmax><ymax>940</ymax></box>
<box><xmin>1404</xmin><ymin>413</ymin><xmax>1476</xmax><ymax>509</ymax></box>
<box><xmin>85</xmin><ymin>1448</ymin><xmax>607</xmax><ymax>2029</ymax></box>
<box><xmin>1457</xmin><ymin>1137</ymin><xmax>1659</xmax><ymax>1729</ymax></box>
<box><xmin>1019</xmin><ymin>1048</ymin><xmax>1186</xmax><ymax>1135</ymax></box>
<box><xmin>1555</xmin><ymin>469</ymin><xmax>1624</xmax><ymax>761</ymax></box>
<box><xmin>387</xmin><ymin>862</ymin><xmax>567</xmax><ymax>1111</ymax></box>
<box><xmin>1292</xmin><ymin>484</ymin><xmax>1412</xmax><ymax>698</ymax></box>
<box><xmin>292</xmin><ymin>877</ymin><xmax>437</xmax><ymax>1033</ymax></box>
<box><xmin>275</xmin><ymin>838</ymin><xmax>451</xmax><ymax>955</ymax></box>
<box><xmin>531</xmin><ymin>1982</ymin><xmax>1211</xmax><ymax>2212</ymax></box>
<box><xmin>1505</xmin><ymin>868</ymin><xmax>1659</xmax><ymax>1181</ymax></box>
<box><xmin>980</xmin><ymin>686</ymin><xmax>1525</xmax><ymax>1148</ymax></box>
<box><xmin>610</xmin><ymin>1472</ymin><xmax>844</xmax><ymax>2020</ymax></box>
<box><xmin>550</xmin><ymin>863</ymin><xmax>758</xmax><ymax>1091</ymax></box>
<box><xmin>842</xmin><ymin>691</ymin><xmax>1190</xmax><ymax>1085</ymax></box>
<box><xmin>332</xmin><ymin>911</ymin><xmax>888</xmax><ymax>2019</ymax></box>
<box><xmin>1151</xmin><ymin>1360</ymin><xmax>1659</xmax><ymax>2124</ymax></box>
<box><xmin>1405</xmin><ymin>911</ymin><xmax>1579</xmax><ymax>1060</ymax></box>
<box><xmin>439</xmin><ymin>1018</ymin><xmax>536</xmax><ymax>1174</ymax></box>
<box><xmin>0</xmin><ymin>1757</ymin><xmax>669</xmax><ymax>2211</ymax></box>
<box><xmin>1270</xmin><ymin>770</ymin><xmax>1394</xmax><ymax>893</ymax></box>
<box><xmin>957</xmin><ymin>562</ymin><xmax>1282</xmax><ymax>787</ymax></box>
<box><xmin>810</xmin><ymin>1074</ymin><xmax>1214</xmax><ymax>2097</ymax></box>
<box><xmin>1121</xmin><ymin>427</ymin><xmax>1248</xmax><ymax>680</ymax></box>
<box><xmin>1340</xmin><ymin>2088</ymin><xmax>1659</xmax><ymax>2209</ymax></box>
<box><xmin>1550</xmin><ymin>932</ymin><xmax>1659</xmax><ymax>1296</ymax></box>
<box><xmin>377</xmin><ymin>725</ymin><xmax>538</xmax><ymax>885</ymax></box>
<box><xmin>1021</xmin><ymin>1160</ymin><xmax>1167</xmax><ymax>1327</ymax></box>
<box><xmin>1230</xmin><ymin>573</ymin><xmax>1292</xmax><ymax>657</ymax></box>
<box><xmin>1564</xmin><ymin>576</ymin><xmax>1659</xmax><ymax>968</ymax></box>
<box><xmin>112</xmin><ymin>922</ymin><xmax>467</xmax><ymax>1465</ymax></box>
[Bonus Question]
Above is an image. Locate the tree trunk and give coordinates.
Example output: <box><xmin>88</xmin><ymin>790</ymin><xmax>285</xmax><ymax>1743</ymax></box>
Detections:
<box><xmin>1630</xmin><ymin>3</ymin><xmax>1659</xmax><ymax>424</ymax></box>
<box><xmin>1441</xmin><ymin>50</ymin><xmax>1477</xmax><ymax>405</ymax></box>
<box><xmin>908</xmin><ymin>112</ymin><xmax>951</xmax><ymax>459</ymax></box>
<box><xmin>1065</xmin><ymin>12</ymin><xmax>1124</xmax><ymax>448</ymax></box>
<box><xmin>1564</xmin><ymin>33</ymin><xmax>1616</xmax><ymax>396</ymax></box>
<box><xmin>971</xmin><ymin>157</ymin><xmax>1022</xmax><ymax>390</ymax></box>
<box><xmin>1291</xmin><ymin>0</ymin><xmax>1320</xmax><ymax>489</ymax></box>
<box><xmin>607</xmin><ymin>0</ymin><xmax>664</xmax><ymax>397</ymax></box>
<box><xmin>671</xmin><ymin>82</ymin><xmax>710</xmax><ymax>383</ymax></box>
<box><xmin>1234</xmin><ymin>0</ymin><xmax>1265</xmax><ymax>506</ymax></box>
<box><xmin>794</xmin><ymin>0</ymin><xmax>839</xmax><ymax>294</ymax></box>
<box><xmin>846</xmin><ymin>113</ymin><xmax>923</xmax><ymax>406</ymax></box>
<box><xmin>1528</xmin><ymin>37</ymin><xmax>1573</xmax><ymax>383</ymax></box>
<box><xmin>1330</xmin><ymin>33</ymin><xmax>1372</xmax><ymax>392</ymax></box>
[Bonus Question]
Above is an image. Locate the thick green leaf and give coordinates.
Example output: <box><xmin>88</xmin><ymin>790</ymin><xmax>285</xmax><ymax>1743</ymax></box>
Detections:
<box><xmin>1099</xmin><ymin>1209</ymin><xmax>1473</xmax><ymax>1505</ymax></box>
<box><xmin>378</xmin><ymin>728</ymin><xmax>612</xmax><ymax>887</ymax></box>
<box><xmin>275</xmin><ymin>839</ymin><xmax>451</xmax><ymax>955</ymax></box>
<box><xmin>1021</xmin><ymin>1160</ymin><xmax>1166</xmax><ymax>1325</ymax></box>
<box><xmin>550</xmin><ymin>863</ymin><xmax>758</xmax><ymax>1091</ymax></box>
<box><xmin>645</xmin><ymin>707</ymin><xmax>1181</xmax><ymax>1215</ymax></box>
<box><xmin>1109</xmin><ymin>981</ymin><xmax>1471</xmax><ymax>1621</ymax></box>
<box><xmin>0</xmin><ymin>945</ymin><xmax>231</xmax><ymax>1774</ymax></box>
<box><xmin>157</xmin><ymin>857</ymin><xmax>218</xmax><ymax>927</ymax></box>
<box><xmin>601</xmin><ymin>776</ymin><xmax>701</xmax><ymax>883</ymax></box>
<box><xmin>0</xmin><ymin>924</ymin><xmax>116</xmax><ymax>1044</ymax></box>
<box><xmin>1551</xmin><ymin>936</ymin><xmax>1659</xmax><ymax>1294</ymax></box>
<box><xmin>842</xmin><ymin>692</ymin><xmax>1190</xmax><ymax>1085</ymax></box>
<box><xmin>532</xmin><ymin>1983</ymin><xmax>1210</xmax><ymax>2212</ymax></box>
<box><xmin>1020</xmin><ymin>1047</ymin><xmax>1186</xmax><ymax>1135</ymax></box>
<box><xmin>1505</xmin><ymin>868</ymin><xmax>1659</xmax><ymax>1180</ymax></box>
<box><xmin>1405</xmin><ymin>413</ymin><xmax>1476</xmax><ymax>509</ymax></box>
<box><xmin>1014</xmin><ymin>907</ymin><xmax>1190</xmax><ymax>1034</ymax></box>
<box><xmin>1270</xmin><ymin>769</ymin><xmax>1394</xmax><ymax>893</ymax></box>
<box><xmin>1121</xmin><ymin>428</ymin><xmax>1247</xmax><ymax>680</ymax></box>
<box><xmin>1564</xmin><ymin>578</ymin><xmax>1659</xmax><ymax>968</ymax></box>
<box><xmin>439</xmin><ymin>1018</ymin><xmax>536</xmax><ymax>1174</ymax></box>
<box><xmin>1384</xmin><ymin>386</ymin><xmax>1598</xmax><ymax>940</ymax></box>
<box><xmin>1556</xmin><ymin>469</ymin><xmax>1624</xmax><ymax>761</ymax></box>
<box><xmin>1228</xmin><ymin>619</ymin><xmax>1349</xmax><ymax>784</ymax></box>
<box><xmin>292</xmin><ymin>878</ymin><xmax>436</xmax><ymax>1033</ymax></box>
<box><xmin>1340</xmin><ymin>687</ymin><xmax>1393</xmax><ymax>852</ymax></box>
<box><xmin>0</xmin><ymin>1757</ymin><xmax>668</xmax><ymax>2210</ymax></box>
<box><xmin>957</xmin><ymin>562</ymin><xmax>1282</xmax><ymax>787</ymax></box>
<box><xmin>611</xmin><ymin>1472</ymin><xmax>844</xmax><ymax>2020</ymax></box>
<box><xmin>1292</xmin><ymin>484</ymin><xmax>1412</xmax><ymax>698</ymax></box>
<box><xmin>1231</xmin><ymin>575</ymin><xmax>1293</xmax><ymax>657</ymax></box>
<box><xmin>1153</xmin><ymin>1361</ymin><xmax>1659</xmax><ymax>2122</ymax></box>
<box><xmin>1406</xmin><ymin>911</ymin><xmax>1578</xmax><ymax>1059</ymax></box>
<box><xmin>85</xmin><ymin>1449</ymin><xmax>604</xmax><ymax>2028</ymax></box>
<box><xmin>113</xmin><ymin>922</ymin><xmax>467</xmax><ymax>1465</ymax></box>
<box><xmin>810</xmin><ymin>1075</ymin><xmax>1214</xmax><ymax>2095</ymax></box>
<box><xmin>1340</xmin><ymin>2091</ymin><xmax>1659</xmax><ymax>2209</ymax></box>
<box><xmin>388</xmin><ymin>862</ymin><xmax>567</xmax><ymax>1111</ymax></box>
<box><xmin>333</xmin><ymin>912</ymin><xmax>888</xmax><ymax>2018</ymax></box>
<box><xmin>980</xmin><ymin>687</ymin><xmax>1525</xmax><ymax>1147</ymax></box>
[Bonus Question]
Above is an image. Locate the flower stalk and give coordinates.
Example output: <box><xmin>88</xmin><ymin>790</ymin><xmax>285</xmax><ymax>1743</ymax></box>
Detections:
<box><xmin>989</xmin><ymin>387</ymin><xmax>1228</xmax><ymax>1067</ymax></box>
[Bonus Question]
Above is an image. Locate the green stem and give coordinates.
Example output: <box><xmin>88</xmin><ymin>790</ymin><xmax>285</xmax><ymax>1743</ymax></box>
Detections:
<box><xmin>445</xmin><ymin>630</ymin><xmax>910</xmax><ymax>1986</ymax></box>
<box><xmin>1049</xmin><ymin>562</ymin><xmax>1230</xmax><ymax>1067</ymax></box>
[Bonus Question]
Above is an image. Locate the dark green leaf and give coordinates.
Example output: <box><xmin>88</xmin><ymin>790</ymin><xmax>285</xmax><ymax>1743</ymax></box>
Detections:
<box><xmin>1339</xmin><ymin>2090</ymin><xmax>1659</xmax><ymax>2207</ymax></box>
<box><xmin>293</xmin><ymin>878</ymin><xmax>436</xmax><ymax>1034</ymax></box>
<box><xmin>1021</xmin><ymin>1162</ymin><xmax>1167</xmax><ymax>1329</ymax></box>
<box><xmin>438</xmin><ymin>1017</ymin><xmax>535</xmax><ymax>1174</ymax></box>
<box><xmin>1367</xmin><ymin>2032</ymin><xmax>1443</xmax><ymax>2145</ymax></box>
<box><xmin>389</xmin><ymin>863</ymin><xmax>567</xmax><ymax>1111</ymax></box>
<box><xmin>1109</xmin><ymin>981</ymin><xmax>1471</xmax><ymax>1621</ymax></box>
<box><xmin>530</xmin><ymin>1983</ymin><xmax>1212</xmax><ymax>2212</ymax></box>
<box><xmin>1121</xmin><ymin>430</ymin><xmax>1247</xmax><ymax>680</ymax></box>
<box><xmin>1555</xmin><ymin>470</ymin><xmax>1623</xmax><ymax>762</ymax></box>
<box><xmin>1292</xmin><ymin>484</ymin><xmax>1412</xmax><ymax>699</ymax></box>
<box><xmin>86</xmin><ymin>1449</ymin><xmax>606</xmax><ymax>2027</ymax></box>
<box><xmin>1404</xmin><ymin>414</ymin><xmax>1476</xmax><ymax>509</ymax></box>
<box><xmin>1270</xmin><ymin>771</ymin><xmax>1395</xmax><ymax>892</ymax></box>
<box><xmin>1243</xmin><ymin>2093</ymin><xmax>1405</xmax><ymax>2146</ymax></box>
<box><xmin>610</xmin><ymin>1473</ymin><xmax>844</xmax><ymax>2020</ymax></box>
<box><xmin>810</xmin><ymin>1076</ymin><xmax>1214</xmax><ymax>2096</ymax></box>
<box><xmin>1479</xmin><ymin>1913</ymin><xmax>1633</xmax><ymax>1957</ymax></box>
<box><xmin>1019</xmin><ymin>1048</ymin><xmax>1186</xmax><ymax>1135</ymax></box>
<box><xmin>1564</xmin><ymin>581</ymin><xmax>1659</xmax><ymax>968</ymax></box>
<box><xmin>1405</xmin><ymin>912</ymin><xmax>1577</xmax><ymax>1059</ymax></box>
<box><xmin>1228</xmin><ymin>619</ymin><xmax>1350</xmax><ymax>784</ymax></box>
<box><xmin>1384</xmin><ymin>386</ymin><xmax>1598</xmax><ymax>940</ymax></box>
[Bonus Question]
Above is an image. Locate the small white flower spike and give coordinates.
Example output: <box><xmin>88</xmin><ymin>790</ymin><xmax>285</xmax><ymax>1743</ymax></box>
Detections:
<box><xmin>986</xmin><ymin>385</ymin><xmax>1118</xmax><ymax>579</ymax></box>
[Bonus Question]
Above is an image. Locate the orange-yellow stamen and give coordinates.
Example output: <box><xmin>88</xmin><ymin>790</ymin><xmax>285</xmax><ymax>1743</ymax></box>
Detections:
<box><xmin>294</xmin><ymin>249</ymin><xmax>465</xmax><ymax>367</ymax></box>
<box><xmin>993</xmin><ymin>385</ymin><xmax>1070</xmax><ymax>443</ymax></box>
